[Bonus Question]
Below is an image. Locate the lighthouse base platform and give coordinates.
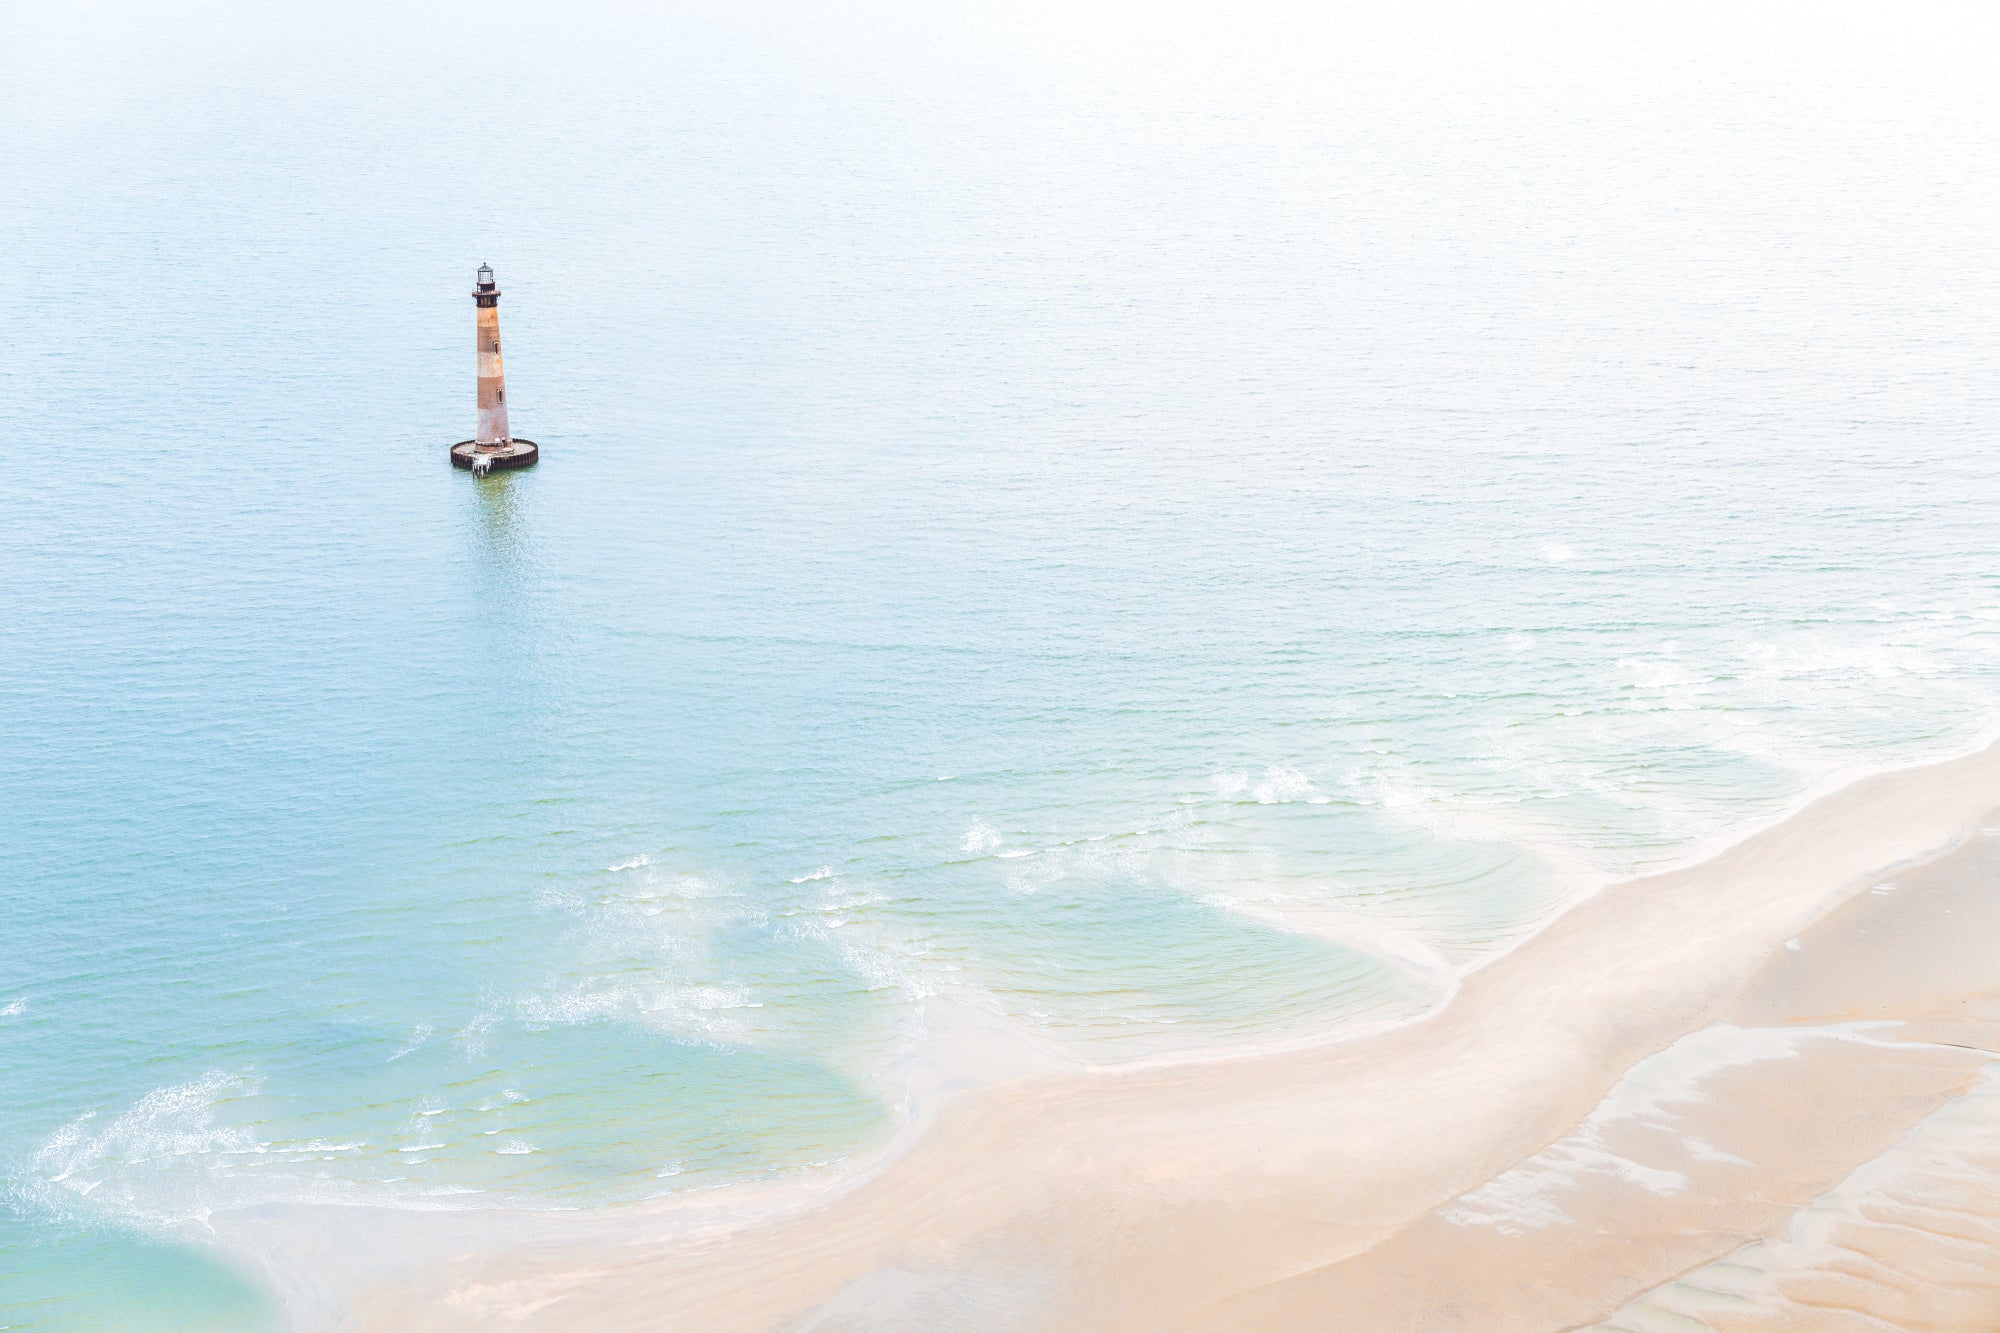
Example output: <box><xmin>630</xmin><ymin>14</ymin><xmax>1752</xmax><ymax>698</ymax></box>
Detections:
<box><xmin>451</xmin><ymin>439</ymin><xmax>539</xmax><ymax>472</ymax></box>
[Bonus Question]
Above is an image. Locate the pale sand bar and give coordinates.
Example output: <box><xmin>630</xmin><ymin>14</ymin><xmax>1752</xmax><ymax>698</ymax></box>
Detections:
<box><xmin>252</xmin><ymin>742</ymin><xmax>2000</xmax><ymax>1330</ymax></box>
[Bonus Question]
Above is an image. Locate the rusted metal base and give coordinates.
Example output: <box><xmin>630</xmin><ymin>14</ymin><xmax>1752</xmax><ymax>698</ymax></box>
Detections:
<box><xmin>450</xmin><ymin>439</ymin><xmax>539</xmax><ymax>473</ymax></box>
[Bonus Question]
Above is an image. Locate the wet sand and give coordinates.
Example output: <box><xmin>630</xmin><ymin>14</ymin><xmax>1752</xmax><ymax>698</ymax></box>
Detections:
<box><xmin>265</xmin><ymin>741</ymin><xmax>2000</xmax><ymax>1330</ymax></box>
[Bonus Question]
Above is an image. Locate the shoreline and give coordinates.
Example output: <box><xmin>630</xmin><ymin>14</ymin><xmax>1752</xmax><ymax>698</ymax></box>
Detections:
<box><xmin>221</xmin><ymin>736</ymin><xmax>2000</xmax><ymax>1329</ymax></box>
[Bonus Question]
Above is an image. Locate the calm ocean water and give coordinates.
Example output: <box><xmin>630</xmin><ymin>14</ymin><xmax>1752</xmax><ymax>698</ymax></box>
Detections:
<box><xmin>3</xmin><ymin>0</ymin><xmax>1998</xmax><ymax>1324</ymax></box>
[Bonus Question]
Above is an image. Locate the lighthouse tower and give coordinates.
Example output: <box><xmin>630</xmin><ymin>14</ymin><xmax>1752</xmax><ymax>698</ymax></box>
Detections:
<box><xmin>450</xmin><ymin>264</ymin><xmax>539</xmax><ymax>471</ymax></box>
<box><xmin>474</xmin><ymin>264</ymin><xmax>510</xmax><ymax>445</ymax></box>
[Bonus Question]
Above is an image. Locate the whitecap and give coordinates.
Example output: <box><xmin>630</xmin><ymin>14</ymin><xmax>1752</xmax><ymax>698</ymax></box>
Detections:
<box><xmin>1251</xmin><ymin>766</ymin><xmax>1331</xmax><ymax>805</ymax></box>
<box><xmin>455</xmin><ymin>1005</ymin><xmax>500</xmax><ymax>1057</ymax></box>
<box><xmin>388</xmin><ymin>1023</ymin><xmax>433</xmax><ymax>1062</ymax></box>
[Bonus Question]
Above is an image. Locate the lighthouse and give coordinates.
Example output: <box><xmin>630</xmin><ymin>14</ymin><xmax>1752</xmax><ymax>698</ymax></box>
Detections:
<box><xmin>450</xmin><ymin>264</ymin><xmax>539</xmax><ymax>472</ymax></box>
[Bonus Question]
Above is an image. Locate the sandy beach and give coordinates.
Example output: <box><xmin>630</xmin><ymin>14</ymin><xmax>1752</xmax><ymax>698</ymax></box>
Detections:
<box><xmin>219</xmin><ymin>740</ymin><xmax>2000</xmax><ymax>1331</ymax></box>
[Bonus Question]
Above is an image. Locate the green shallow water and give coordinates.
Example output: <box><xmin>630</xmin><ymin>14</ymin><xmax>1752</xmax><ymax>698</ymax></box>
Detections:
<box><xmin>3</xmin><ymin>0</ymin><xmax>1999</xmax><ymax>1324</ymax></box>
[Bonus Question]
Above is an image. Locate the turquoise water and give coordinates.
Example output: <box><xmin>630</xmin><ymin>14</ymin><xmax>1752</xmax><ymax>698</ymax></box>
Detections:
<box><xmin>4</xmin><ymin>0</ymin><xmax>1999</xmax><ymax>1324</ymax></box>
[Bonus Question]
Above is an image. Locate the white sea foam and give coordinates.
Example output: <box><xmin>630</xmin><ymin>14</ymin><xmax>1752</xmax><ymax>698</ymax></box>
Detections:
<box><xmin>455</xmin><ymin>1004</ymin><xmax>501</xmax><ymax>1057</ymax></box>
<box><xmin>27</xmin><ymin>1071</ymin><xmax>260</xmax><ymax>1225</ymax></box>
<box><xmin>517</xmin><ymin>980</ymin><xmax>756</xmax><ymax>1037</ymax></box>
<box><xmin>388</xmin><ymin>1023</ymin><xmax>434</xmax><ymax>1062</ymax></box>
<box><xmin>1252</xmin><ymin>767</ymin><xmax>1331</xmax><ymax>805</ymax></box>
<box><xmin>1210</xmin><ymin>767</ymin><xmax>1333</xmax><ymax>805</ymax></box>
<box><xmin>1617</xmin><ymin>657</ymin><xmax>1711</xmax><ymax>691</ymax></box>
